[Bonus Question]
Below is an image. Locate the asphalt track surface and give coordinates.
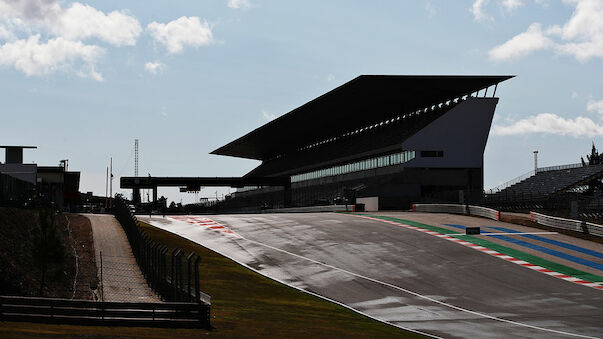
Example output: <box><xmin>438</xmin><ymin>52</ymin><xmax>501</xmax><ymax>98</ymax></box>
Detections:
<box><xmin>141</xmin><ymin>213</ymin><xmax>603</xmax><ymax>338</ymax></box>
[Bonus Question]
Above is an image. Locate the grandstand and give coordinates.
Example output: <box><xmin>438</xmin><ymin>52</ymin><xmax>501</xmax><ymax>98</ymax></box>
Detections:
<box><xmin>484</xmin><ymin>163</ymin><xmax>603</xmax><ymax>220</ymax></box>
<box><xmin>211</xmin><ymin>75</ymin><xmax>513</xmax><ymax>210</ymax></box>
<box><xmin>489</xmin><ymin>163</ymin><xmax>603</xmax><ymax>199</ymax></box>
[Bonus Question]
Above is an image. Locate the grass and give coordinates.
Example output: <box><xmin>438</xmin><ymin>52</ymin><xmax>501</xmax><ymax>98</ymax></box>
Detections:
<box><xmin>0</xmin><ymin>218</ymin><xmax>425</xmax><ymax>338</ymax></box>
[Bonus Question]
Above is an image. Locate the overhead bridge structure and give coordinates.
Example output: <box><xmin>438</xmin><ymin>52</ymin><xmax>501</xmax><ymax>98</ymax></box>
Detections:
<box><xmin>120</xmin><ymin>176</ymin><xmax>291</xmax><ymax>205</ymax></box>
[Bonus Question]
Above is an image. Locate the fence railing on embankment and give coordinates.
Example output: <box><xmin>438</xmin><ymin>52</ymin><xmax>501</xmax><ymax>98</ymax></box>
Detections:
<box><xmin>0</xmin><ymin>295</ymin><xmax>209</xmax><ymax>328</ymax></box>
<box><xmin>412</xmin><ymin>203</ymin><xmax>603</xmax><ymax>238</ymax></box>
<box><xmin>531</xmin><ymin>212</ymin><xmax>603</xmax><ymax>237</ymax></box>
<box><xmin>412</xmin><ymin>203</ymin><xmax>500</xmax><ymax>221</ymax></box>
<box><xmin>112</xmin><ymin>195</ymin><xmax>211</xmax><ymax>305</ymax></box>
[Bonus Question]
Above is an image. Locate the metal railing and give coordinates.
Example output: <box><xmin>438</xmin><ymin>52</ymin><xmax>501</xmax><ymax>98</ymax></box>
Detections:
<box><xmin>0</xmin><ymin>295</ymin><xmax>209</xmax><ymax>328</ymax></box>
<box><xmin>112</xmin><ymin>195</ymin><xmax>210</xmax><ymax>306</ymax></box>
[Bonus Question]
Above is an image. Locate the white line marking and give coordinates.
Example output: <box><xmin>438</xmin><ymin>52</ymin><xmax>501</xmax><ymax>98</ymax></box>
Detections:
<box><xmin>236</xmin><ymin>234</ymin><xmax>597</xmax><ymax>339</ymax></box>
<box><xmin>447</xmin><ymin>232</ymin><xmax>559</xmax><ymax>236</ymax></box>
<box><xmin>151</xmin><ymin>218</ymin><xmax>438</xmax><ymax>338</ymax></box>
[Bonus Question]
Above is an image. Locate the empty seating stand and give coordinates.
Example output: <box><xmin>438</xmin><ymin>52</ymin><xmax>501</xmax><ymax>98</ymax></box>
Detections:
<box><xmin>493</xmin><ymin>164</ymin><xmax>603</xmax><ymax>199</ymax></box>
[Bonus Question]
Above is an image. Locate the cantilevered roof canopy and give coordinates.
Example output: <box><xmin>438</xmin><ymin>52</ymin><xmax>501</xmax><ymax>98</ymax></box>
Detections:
<box><xmin>212</xmin><ymin>75</ymin><xmax>514</xmax><ymax>160</ymax></box>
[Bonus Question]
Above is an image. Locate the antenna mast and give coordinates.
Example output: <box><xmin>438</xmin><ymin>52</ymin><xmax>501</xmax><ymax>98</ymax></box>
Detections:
<box><xmin>134</xmin><ymin>139</ymin><xmax>139</xmax><ymax>177</ymax></box>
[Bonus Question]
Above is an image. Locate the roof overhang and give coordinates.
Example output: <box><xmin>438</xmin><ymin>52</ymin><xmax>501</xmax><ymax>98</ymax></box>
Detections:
<box><xmin>211</xmin><ymin>75</ymin><xmax>514</xmax><ymax>160</ymax></box>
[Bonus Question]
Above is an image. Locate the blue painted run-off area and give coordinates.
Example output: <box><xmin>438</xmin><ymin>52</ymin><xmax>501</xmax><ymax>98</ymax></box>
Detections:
<box><xmin>445</xmin><ymin>224</ymin><xmax>603</xmax><ymax>271</ymax></box>
<box><xmin>488</xmin><ymin>226</ymin><xmax>603</xmax><ymax>259</ymax></box>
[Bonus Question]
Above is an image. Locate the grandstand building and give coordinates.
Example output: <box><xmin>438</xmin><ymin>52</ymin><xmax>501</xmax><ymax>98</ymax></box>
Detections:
<box><xmin>212</xmin><ymin>75</ymin><xmax>514</xmax><ymax>209</ymax></box>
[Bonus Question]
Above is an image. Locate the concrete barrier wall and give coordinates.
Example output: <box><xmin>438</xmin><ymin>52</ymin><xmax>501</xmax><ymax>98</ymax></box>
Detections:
<box><xmin>412</xmin><ymin>203</ymin><xmax>500</xmax><ymax>221</ymax></box>
<box><xmin>356</xmin><ymin>197</ymin><xmax>378</xmax><ymax>212</ymax></box>
<box><xmin>468</xmin><ymin>205</ymin><xmax>500</xmax><ymax>221</ymax></box>
<box><xmin>531</xmin><ymin>212</ymin><xmax>603</xmax><ymax>237</ymax></box>
<box><xmin>262</xmin><ymin>205</ymin><xmax>353</xmax><ymax>213</ymax></box>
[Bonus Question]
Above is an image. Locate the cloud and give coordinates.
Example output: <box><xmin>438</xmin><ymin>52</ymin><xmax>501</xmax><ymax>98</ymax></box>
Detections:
<box><xmin>470</xmin><ymin>0</ymin><xmax>492</xmax><ymax>22</ymax></box>
<box><xmin>547</xmin><ymin>0</ymin><xmax>603</xmax><ymax>61</ymax></box>
<box><xmin>0</xmin><ymin>1</ymin><xmax>142</xmax><ymax>79</ymax></box>
<box><xmin>0</xmin><ymin>1</ymin><xmax>142</xmax><ymax>46</ymax></box>
<box><xmin>425</xmin><ymin>1</ymin><xmax>437</xmax><ymax>18</ymax></box>
<box><xmin>489</xmin><ymin>0</ymin><xmax>603</xmax><ymax>61</ymax></box>
<box><xmin>492</xmin><ymin>113</ymin><xmax>603</xmax><ymax>137</ymax></box>
<box><xmin>53</xmin><ymin>3</ymin><xmax>141</xmax><ymax>46</ymax></box>
<box><xmin>501</xmin><ymin>0</ymin><xmax>526</xmax><ymax>11</ymax></box>
<box><xmin>0</xmin><ymin>24</ymin><xmax>14</xmax><ymax>40</ymax></box>
<box><xmin>587</xmin><ymin>99</ymin><xmax>603</xmax><ymax>115</ymax></box>
<box><xmin>0</xmin><ymin>34</ymin><xmax>104</xmax><ymax>80</ymax></box>
<box><xmin>262</xmin><ymin>109</ymin><xmax>276</xmax><ymax>121</ymax></box>
<box><xmin>489</xmin><ymin>23</ymin><xmax>551</xmax><ymax>60</ymax></box>
<box><xmin>144</xmin><ymin>61</ymin><xmax>164</xmax><ymax>74</ymax></box>
<box><xmin>227</xmin><ymin>0</ymin><xmax>251</xmax><ymax>10</ymax></box>
<box><xmin>147</xmin><ymin>16</ymin><xmax>213</xmax><ymax>54</ymax></box>
<box><xmin>571</xmin><ymin>91</ymin><xmax>579</xmax><ymax>99</ymax></box>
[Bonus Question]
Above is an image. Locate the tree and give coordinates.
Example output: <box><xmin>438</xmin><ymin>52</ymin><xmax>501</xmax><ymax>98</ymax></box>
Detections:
<box><xmin>580</xmin><ymin>142</ymin><xmax>603</xmax><ymax>195</ymax></box>
<box><xmin>32</xmin><ymin>207</ymin><xmax>66</xmax><ymax>296</ymax></box>
<box><xmin>581</xmin><ymin>142</ymin><xmax>602</xmax><ymax>166</ymax></box>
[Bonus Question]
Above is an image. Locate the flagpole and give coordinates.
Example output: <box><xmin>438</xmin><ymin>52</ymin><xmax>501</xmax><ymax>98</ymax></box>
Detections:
<box><xmin>110</xmin><ymin>157</ymin><xmax>113</xmax><ymax>208</ymax></box>
<box><xmin>105</xmin><ymin>166</ymin><xmax>108</xmax><ymax>209</ymax></box>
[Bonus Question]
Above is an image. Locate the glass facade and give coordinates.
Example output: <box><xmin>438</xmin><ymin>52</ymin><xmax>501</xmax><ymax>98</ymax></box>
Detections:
<box><xmin>291</xmin><ymin>150</ymin><xmax>415</xmax><ymax>183</ymax></box>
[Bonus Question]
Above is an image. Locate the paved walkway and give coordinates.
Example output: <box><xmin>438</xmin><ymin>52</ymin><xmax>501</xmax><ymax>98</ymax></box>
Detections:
<box><xmin>86</xmin><ymin>214</ymin><xmax>160</xmax><ymax>302</ymax></box>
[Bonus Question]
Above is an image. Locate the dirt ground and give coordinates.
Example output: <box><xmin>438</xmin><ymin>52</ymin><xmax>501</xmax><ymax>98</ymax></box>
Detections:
<box><xmin>0</xmin><ymin>208</ymin><xmax>98</xmax><ymax>299</ymax></box>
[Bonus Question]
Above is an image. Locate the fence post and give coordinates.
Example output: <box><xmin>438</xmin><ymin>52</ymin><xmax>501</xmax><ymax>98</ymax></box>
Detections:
<box><xmin>187</xmin><ymin>253</ymin><xmax>196</xmax><ymax>302</ymax></box>
<box><xmin>194</xmin><ymin>256</ymin><xmax>201</xmax><ymax>304</ymax></box>
<box><xmin>171</xmin><ymin>248</ymin><xmax>179</xmax><ymax>300</ymax></box>
<box><xmin>176</xmin><ymin>250</ymin><xmax>184</xmax><ymax>301</ymax></box>
<box><xmin>99</xmin><ymin>251</ymin><xmax>104</xmax><ymax>303</ymax></box>
<box><xmin>150</xmin><ymin>242</ymin><xmax>159</xmax><ymax>290</ymax></box>
<box><xmin>160</xmin><ymin>246</ymin><xmax>168</xmax><ymax>297</ymax></box>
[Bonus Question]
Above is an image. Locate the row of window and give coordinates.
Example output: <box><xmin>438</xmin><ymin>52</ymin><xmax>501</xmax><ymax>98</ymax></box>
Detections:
<box><xmin>294</xmin><ymin>95</ymin><xmax>471</xmax><ymax>155</ymax></box>
<box><xmin>290</xmin><ymin>150</ymin><xmax>416</xmax><ymax>183</ymax></box>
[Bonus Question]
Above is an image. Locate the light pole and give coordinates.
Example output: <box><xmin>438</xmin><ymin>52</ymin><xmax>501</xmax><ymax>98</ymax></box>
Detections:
<box><xmin>533</xmin><ymin>150</ymin><xmax>539</xmax><ymax>173</ymax></box>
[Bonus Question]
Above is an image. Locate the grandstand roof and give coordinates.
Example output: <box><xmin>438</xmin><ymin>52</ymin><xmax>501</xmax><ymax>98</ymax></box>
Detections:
<box><xmin>212</xmin><ymin>75</ymin><xmax>514</xmax><ymax>160</ymax></box>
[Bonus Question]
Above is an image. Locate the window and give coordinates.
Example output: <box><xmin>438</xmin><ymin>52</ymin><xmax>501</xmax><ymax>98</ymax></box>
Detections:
<box><xmin>290</xmin><ymin>150</ymin><xmax>417</xmax><ymax>183</ymax></box>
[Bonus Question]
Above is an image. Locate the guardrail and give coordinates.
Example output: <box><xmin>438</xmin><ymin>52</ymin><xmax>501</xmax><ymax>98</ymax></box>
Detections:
<box><xmin>262</xmin><ymin>204</ymin><xmax>354</xmax><ymax>213</ymax></box>
<box><xmin>0</xmin><ymin>295</ymin><xmax>209</xmax><ymax>328</ymax></box>
<box><xmin>412</xmin><ymin>203</ymin><xmax>500</xmax><ymax>221</ymax></box>
<box><xmin>530</xmin><ymin>212</ymin><xmax>603</xmax><ymax>237</ymax></box>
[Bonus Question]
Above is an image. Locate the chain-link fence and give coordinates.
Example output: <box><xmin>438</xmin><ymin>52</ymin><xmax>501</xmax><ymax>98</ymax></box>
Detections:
<box><xmin>112</xmin><ymin>195</ymin><xmax>209</xmax><ymax>304</ymax></box>
<box><xmin>96</xmin><ymin>253</ymin><xmax>160</xmax><ymax>302</ymax></box>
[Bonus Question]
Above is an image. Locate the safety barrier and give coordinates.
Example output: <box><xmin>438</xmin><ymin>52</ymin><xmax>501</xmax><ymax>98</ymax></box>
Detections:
<box><xmin>412</xmin><ymin>203</ymin><xmax>500</xmax><ymax>221</ymax></box>
<box><xmin>262</xmin><ymin>205</ymin><xmax>354</xmax><ymax>213</ymax></box>
<box><xmin>0</xmin><ymin>295</ymin><xmax>209</xmax><ymax>328</ymax></box>
<box><xmin>530</xmin><ymin>212</ymin><xmax>603</xmax><ymax>237</ymax></box>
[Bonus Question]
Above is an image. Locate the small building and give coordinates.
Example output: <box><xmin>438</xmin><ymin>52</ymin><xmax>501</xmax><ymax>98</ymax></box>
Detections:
<box><xmin>0</xmin><ymin>146</ymin><xmax>80</xmax><ymax>210</ymax></box>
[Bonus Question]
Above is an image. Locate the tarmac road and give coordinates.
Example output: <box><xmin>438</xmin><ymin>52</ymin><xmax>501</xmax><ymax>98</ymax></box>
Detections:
<box><xmin>141</xmin><ymin>212</ymin><xmax>603</xmax><ymax>338</ymax></box>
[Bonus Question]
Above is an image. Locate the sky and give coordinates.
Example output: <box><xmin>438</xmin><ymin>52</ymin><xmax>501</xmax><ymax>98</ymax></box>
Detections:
<box><xmin>1</xmin><ymin>0</ymin><xmax>602</xmax><ymax>204</ymax></box>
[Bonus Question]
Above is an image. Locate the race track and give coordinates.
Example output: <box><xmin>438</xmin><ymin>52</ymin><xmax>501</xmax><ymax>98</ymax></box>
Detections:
<box><xmin>141</xmin><ymin>212</ymin><xmax>603</xmax><ymax>338</ymax></box>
